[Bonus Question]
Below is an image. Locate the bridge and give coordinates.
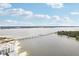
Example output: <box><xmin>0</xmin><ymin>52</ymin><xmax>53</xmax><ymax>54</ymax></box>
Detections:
<box><xmin>17</xmin><ymin>32</ymin><xmax>55</xmax><ymax>40</ymax></box>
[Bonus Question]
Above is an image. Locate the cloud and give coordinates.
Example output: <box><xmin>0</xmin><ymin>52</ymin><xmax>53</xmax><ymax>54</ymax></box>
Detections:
<box><xmin>8</xmin><ymin>8</ymin><xmax>51</xmax><ymax>19</ymax></box>
<box><xmin>51</xmin><ymin>16</ymin><xmax>73</xmax><ymax>23</ymax></box>
<box><xmin>0</xmin><ymin>3</ymin><xmax>75</xmax><ymax>26</ymax></box>
<box><xmin>59</xmin><ymin>17</ymin><xmax>75</xmax><ymax>26</ymax></box>
<box><xmin>63</xmin><ymin>17</ymin><xmax>73</xmax><ymax>23</ymax></box>
<box><xmin>34</xmin><ymin>14</ymin><xmax>51</xmax><ymax>19</ymax></box>
<box><xmin>0</xmin><ymin>19</ymin><xmax>17</xmax><ymax>26</ymax></box>
<box><xmin>5</xmin><ymin>20</ymin><xmax>17</xmax><ymax>23</ymax></box>
<box><xmin>50</xmin><ymin>15</ymin><xmax>74</xmax><ymax>26</ymax></box>
<box><xmin>0</xmin><ymin>3</ymin><xmax>12</xmax><ymax>9</ymax></box>
<box><xmin>8</xmin><ymin>8</ymin><xmax>33</xmax><ymax>17</ymax></box>
<box><xmin>47</xmin><ymin>3</ymin><xmax>64</xmax><ymax>8</ymax></box>
<box><xmin>70</xmin><ymin>11</ymin><xmax>79</xmax><ymax>15</ymax></box>
<box><xmin>0</xmin><ymin>10</ymin><xmax>5</xmax><ymax>16</ymax></box>
<box><xmin>52</xmin><ymin>15</ymin><xmax>61</xmax><ymax>20</ymax></box>
<box><xmin>24</xmin><ymin>14</ymin><xmax>74</xmax><ymax>26</ymax></box>
<box><xmin>0</xmin><ymin>3</ymin><xmax>12</xmax><ymax>16</ymax></box>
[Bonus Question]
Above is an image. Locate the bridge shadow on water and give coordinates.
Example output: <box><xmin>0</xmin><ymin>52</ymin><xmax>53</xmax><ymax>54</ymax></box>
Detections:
<box><xmin>17</xmin><ymin>32</ymin><xmax>55</xmax><ymax>40</ymax></box>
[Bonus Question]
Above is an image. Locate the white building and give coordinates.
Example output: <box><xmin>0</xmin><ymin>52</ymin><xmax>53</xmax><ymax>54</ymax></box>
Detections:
<box><xmin>0</xmin><ymin>37</ymin><xmax>28</xmax><ymax>56</ymax></box>
<box><xmin>0</xmin><ymin>37</ymin><xmax>17</xmax><ymax>56</ymax></box>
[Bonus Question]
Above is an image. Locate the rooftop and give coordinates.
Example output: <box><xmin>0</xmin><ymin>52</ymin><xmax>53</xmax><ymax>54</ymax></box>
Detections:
<box><xmin>0</xmin><ymin>37</ymin><xmax>15</xmax><ymax>44</ymax></box>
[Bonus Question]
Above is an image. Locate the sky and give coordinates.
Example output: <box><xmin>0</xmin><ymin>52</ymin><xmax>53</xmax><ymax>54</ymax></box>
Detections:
<box><xmin>0</xmin><ymin>3</ymin><xmax>79</xmax><ymax>26</ymax></box>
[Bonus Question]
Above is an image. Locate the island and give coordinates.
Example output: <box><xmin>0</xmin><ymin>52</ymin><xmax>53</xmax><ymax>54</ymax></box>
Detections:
<box><xmin>57</xmin><ymin>31</ymin><xmax>79</xmax><ymax>41</ymax></box>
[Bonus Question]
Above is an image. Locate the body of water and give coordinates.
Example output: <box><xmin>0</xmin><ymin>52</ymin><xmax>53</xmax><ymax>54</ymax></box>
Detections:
<box><xmin>0</xmin><ymin>27</ymin><xmax>79</xmax><ymax>56</ymax></box>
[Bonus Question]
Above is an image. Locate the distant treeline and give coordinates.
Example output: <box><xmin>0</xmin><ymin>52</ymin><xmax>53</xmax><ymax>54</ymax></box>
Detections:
<box><xmin>0</xmin><ymin>26</ymin><xmax>79</xmax><ymax>29</ymax></box>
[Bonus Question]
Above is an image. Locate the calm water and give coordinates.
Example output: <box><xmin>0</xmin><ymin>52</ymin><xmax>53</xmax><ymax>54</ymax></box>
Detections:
<box><xmin>0</xmin><ymin>27</ymin><xmax>79</xmax><ymax>56</ymax></box>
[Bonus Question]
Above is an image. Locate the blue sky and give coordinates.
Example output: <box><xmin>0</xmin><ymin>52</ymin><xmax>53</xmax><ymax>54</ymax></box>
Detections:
<box><xmin>0</xmin><ymin>3</ymin><xmax>79</xmax><ymax>26</ymax></box>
